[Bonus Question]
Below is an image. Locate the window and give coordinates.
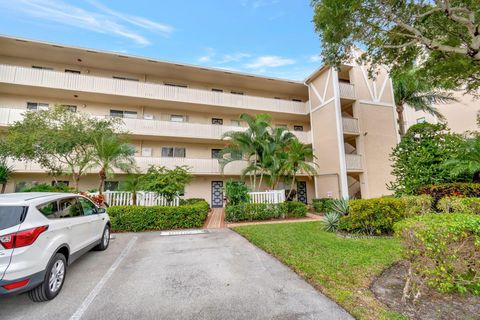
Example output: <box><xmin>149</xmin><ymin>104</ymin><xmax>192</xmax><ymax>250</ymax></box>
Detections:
<box><xmin>161</xmin><ymin>147</ymin><xmax>186</xmax><ymax>158</ymax></box>
<box><xmin>170</xmin><ymin>115</ymin><xmax>185</xmax><ymax>122</ymax></box>
<box><xmin>27</xmin><ymin>102</ymin><xmax>49</xmax><ymax>111</ymax></box>
<box><xmin>0</xmin><ymin>206</ymin><xmax>27</xmax><ymax>231</ymax></box>
<box><xmin>231</xmin><ymin>91</ymin><xmax>244</xmax><ymax>95</ymax></box>
<box><xmin>292</xmin><ymin>99</ymin><xmax>302</xmax><ymax>102</ymax></box>
<box><xmin>211</xmin><ymin>149</ymin><xmax>222</xmax><ymax>159</ymax></box>
<box><xmin>60</xmin><ymin>105</ymin><xmax>77</xmax><ymax>112</ymax></box>
<box><xmin>78</xmin><ymin>197</ymin><xmax>97</xmax><ymax>216</ymax></box>
<box><xmin>143</xmin><ymin>114</ymin><xmax>154</xmax><ymax>120</ymax></box>
<box><xmin>14</xmin><ymin>181</ymin><xmax>30</xmax><ymax>192</ymax></box>
<box><xmin>212</xmin><ymin>118</ymin><xmax>223</xmax><ymax>125</ymax></box>
<box><xmin>164</xmin><ymin>82</ymin><xmax>188</xmax><ymax>88</ymax></box>
<box><xmin>231</xmin><ymin>120</ymin><xmax>241</xmax><ymax>127</ymax></box>
<box><xmin>141</xmin><ymin>147</ymin><xmax>152</xmax><ymax>157</ymax></box>
<box><xmin>211</xmin><ymin>88</ymin><xmax>223</xmax><ymax>92</ymax></box>
<box><xmin>58</xmin><ymin>198</ymin><xmax>83</xmax><ymax>218</ymax></box>
<box><xmin>110</xmin><ymin>110</ymin><xmax>137</xmax><ymax>118</ymax></box>
<box><xmin>113</xmin><ymin>76</ymin><xmax>139</xmax><ymax>82</ymax></box>
<box><xmin>416</xmin><ymin>117</ymin><xmax>426</xmax><ymax>123</ymax></box>
<box><xmin>105</xmin><ymin>181</ymin><xmax>119</xmax><ymax>191</ymax></box>
<box><xmin>65</xmin><ymin>69</ymin><xmax>80</xmax><ymax>74</ymax></box>
<box><xmin>293</xmin><ymin>125</ymin><xmax>304</xmax><ymax>132</ymax></box>
<box><xmin>32</xmin><ymin>65</ymin><xmax>53</xmax><ymax>70</ymax></box>
<box><xmin>52</xmin><ymin>180</ymin><xmax>69</xmax><ymax>187</ymax></box>
<box><xmin>38</xmin><ymin>201</ymin><xmax>59</xmax><ymax>219</ymax></box>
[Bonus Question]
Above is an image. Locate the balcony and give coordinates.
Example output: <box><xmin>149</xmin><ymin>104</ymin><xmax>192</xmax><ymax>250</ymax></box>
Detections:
<box><xmin>338</xmin><ymin>82</ymin><xmax>356</xmax><ymax>100</ymax></box>
<box><xmin>345</xmin><ymin>154</ymin><xmax>363</xmax><ymax>171</ymax></box>
<box><xmin>342</xmin><ymin>117</ymin><xmax>360</xmax><ymax>134</ymax></box>
<box><xmin>0</xmin><ymin>108</ymin><xmax>311</xmax><ymax>143</ymax></box>
<box><xmin>0</xmin><ymin>64</ymin><xmax>308</xmax><ymax>114</ymax></box>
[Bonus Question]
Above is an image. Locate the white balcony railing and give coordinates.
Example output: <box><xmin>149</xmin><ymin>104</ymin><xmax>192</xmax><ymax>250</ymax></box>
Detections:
<box><xmin>338</xmin><ymin>82</ymin><xmax>356</xmax><ymax>99</ymax></box>
<box><xmin>342</xmin><ymin>117</ymin><xmax>359</xmax><ymax>134</ymax></box>
<box><xmin>345</xmin><ymin>154</ymin><xmax>363</xmax><ymax>171</ymax></box>
<box><xmin>0</xmin><ymin>108</ymin><xmax>311</xmax><ymax>143</ymax></box>
<box><xmin>0</xmin><ymin>64</ymin><xmax>308</xmax><ymax>114</ymax></box>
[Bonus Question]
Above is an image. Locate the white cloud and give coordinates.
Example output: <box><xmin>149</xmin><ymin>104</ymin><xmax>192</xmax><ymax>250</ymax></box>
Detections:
<box><xmin>198</xmin><ymin>50</ymin><xmax>250</xmax><ymax>64</ymax></box>
<box><xmin>221</xmin><ymin>53</ymin><xmax>251</xmax><ymax>63</ymax></box>
<box><xmin>309</xmin><ymin>55</ymin><xmax>322</xmax><ymax>62</ymax></box>
<box><xmin>241</xmin><ymin>0</ymin><xmax>279</xmax><ymax>9</ymax></box>
<box><xmin>245</xmin><ymin>56</ymin><xmax>296</xmax><ymax>69</ymax></box>
<box><xmin>2</xmin><ymin>0</ymin><xmax>174</xmax><ymax>45</ymax></box>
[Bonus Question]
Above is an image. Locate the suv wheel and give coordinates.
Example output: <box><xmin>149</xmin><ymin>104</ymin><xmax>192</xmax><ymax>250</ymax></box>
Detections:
<box><xmin>28</xmin><ymin>253</ymin><xmax>67</xmax><ymax>302</ymax></box>
<box><xmin>94</xmin><ymin>225</ymin><xmax>110</xmax><ymax>251</ymax></box>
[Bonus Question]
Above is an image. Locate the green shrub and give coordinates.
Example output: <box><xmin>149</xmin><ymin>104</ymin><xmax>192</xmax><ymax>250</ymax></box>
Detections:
<box><xmin>321</xmin><ymin>212</ymin><xmax>341</xmax><ymax>232</ymax></box>
<box><xmin>225</xmin><ymin>203</ymin><xmax>288</xmax><ymax>222</ymax></box>
<box><xmin>108</xmin><ymin>201</ymin><xmax>209</xmax><ymax>232</ymax></box>
<box><xmin>179</xmin><ymin>198</ymin><xmax>208</xmax><ymax>206</ymax></box>
<box><xmin>312</xmin><ymin>198</ymin><xmax>334</xmax><ymax>213</ymax></box>
<box><xmin>438</xmin><ymin>197</ymin><xmax>480</xmax><ymax>215</ymax></box>
<box><xmin>402</xmin><ymin>195</ymin><xmax>433</xmax><ymax>215</ymax></box>
<box><xmin>285</xmin><ymin>201</ymin><xmax>308</xmax><ymax>218</ymax></box>
<box><xmin>339</xmin><ymin>198</ymin><xmax>408</xmax><ymax>235</ymax></box>
<box><xmin>417</xmin><ymin>183</ymin><xmax>480</xmax><ymax>208</ymax></box>
<box><xmin>21</xmin><ymin>183</ymin><xmax>71</xmax><ymax>192</ymax></box>
<box><xmin>225</xmin><ymin>180</ymin><xmax>250</xmax><ymax>205</ymax></box>
<box><xmin>395</xmin><ymin>213</ymin><xmax>480</xmax><ymax>296</ymax></box>
<box><xmin>331</xmin><ymin>198</ymin><xmax>349</xmax><ymax>216</ymax></box>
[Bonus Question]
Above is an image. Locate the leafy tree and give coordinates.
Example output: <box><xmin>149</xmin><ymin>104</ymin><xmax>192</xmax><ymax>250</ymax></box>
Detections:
<box><xmin>283</xmin><ymin>140</ymin><xmax>317</xmax><ymax>198</ymax></box>
<box><xmin>0</xmin><ymin>158</ymin><xmax>13</xmax><ymax>193</ymax></box>
<box><xmin>443</xmin><ymin>134</ymin><xmax>480</xmax><ymax>182</ymax></box>
<box><xmin>392</xmin><ymin>68</ymin><xmax>457</xmax><ymax>136</ymax></box>
<box><xmin>2</xmin><ymin>105</ymin><xmax>119</xmax><ymax>191</ymax></box>
<box><xmin>139</xmin><ymin>166</ymin><xmax>193</xmax><ymax>201</ymax></box>
<box><xmin>119</xmin><ymin>174</ymin><xmax>143</xmax><ymax>205</ymax></box>
<box><xmin>90</xmin><ymin>134</ymin><xmax>136</xmax><ymax>194</ymax></box>
<box><xmin>389</xmin><ymin>123</ymin><xmax>463</xmax><ymax>195</ymax></box>
<box><xmin>312</xmin><ymin>0</ymin><xmax>480</xmax><ymax>94</ymax></box>
<box><xmin>224</xmin><ymin>180</ymin><xmax>250</xmax><ymax>205</ymax></box>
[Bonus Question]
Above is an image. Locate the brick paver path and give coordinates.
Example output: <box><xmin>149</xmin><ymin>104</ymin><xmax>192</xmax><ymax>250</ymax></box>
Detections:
<box><xmin>204</xmin><ymin>208</ymin><xmax>226</xmax><ymax>229</ymax></box>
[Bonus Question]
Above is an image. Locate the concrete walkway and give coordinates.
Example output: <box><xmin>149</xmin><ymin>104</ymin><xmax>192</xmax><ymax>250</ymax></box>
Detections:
<box><xmin>0</xmin><ymin>229</ymin><xmax>352</xmax><ymax>320</ymax></box>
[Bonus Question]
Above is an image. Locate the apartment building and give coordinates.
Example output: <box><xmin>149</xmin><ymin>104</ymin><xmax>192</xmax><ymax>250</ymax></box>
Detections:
<box><xmin>0</xmin><ymin>36</ymin><xmax>399</xmax><ymax>206</ymax></box>
<box><xmin>405</xmin><ymin>93</ymin><xmax>479</xmax><ymax>134</ymax></box>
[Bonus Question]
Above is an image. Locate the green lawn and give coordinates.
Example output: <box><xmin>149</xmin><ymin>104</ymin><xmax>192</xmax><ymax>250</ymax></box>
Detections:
<box><xmin>233</xmin><ymin>221</ymin><xmax>406</xmax><ymax>320</ymax></box>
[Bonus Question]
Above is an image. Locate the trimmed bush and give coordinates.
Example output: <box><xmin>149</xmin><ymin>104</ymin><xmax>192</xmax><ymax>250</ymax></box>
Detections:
<box><xmin>21</xmin><ymin>183</ymin><xmax>71</xmax><ymax>192</ymax></box>
<box><xmin>402</xmin><ymin>195</ymin><xmax>433</xmax><ymax>215</ymax></box>
<box><xmin>395</xmin><ymin>213</ymin><xmax>480</xmax><ymax>296</ymax></box>
<box><xmin>108</xmin><ymin>201</ymin><xmax>209</xmax><ymax>232</ymax></box>
<box><xmin>179</xmin><ymin>198</ymin><xmax>209</xmax><ymax>206</ymax></box>
<box><xmin>225</xmin><ymin>203</ymin><xmax>287</xmax><ymax>222</ymax></box>
<box><xmin>312</xmin><ymin>198</ymin><xmax>334</xmax><ymax>213</ymax></box>
<box><xmin>285</xmin><ymin>201</ymin><xmax>308</xmax><ymax>218</ymax></box>
<box><xmin>225</xmin><ymin>180</ymin><xmax>249</xmax><ymax>205</ymax></box>
<box><xmin>417</xmin><ymin>183</ymin><xmax>480</xmax><ymax>208</ymax></box>
<box><xmin>438</xmin><ymin>197</ymin><xmax>480</xmax><ymax>215</ymax></box>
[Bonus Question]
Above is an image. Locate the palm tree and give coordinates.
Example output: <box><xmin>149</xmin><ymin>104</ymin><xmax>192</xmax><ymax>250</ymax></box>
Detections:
<box><xmin>283</xmin><ymin>140</ymin><xmax>317</xmax><ymax>198</ymax></box>
<box><xmin>393</xmin><ymin>68</ymin><xmax>457</xmax><ymax>136</ymax></box>
<box><xmin>443</xmin><ymin>135</ymin><xmax>480</xmax><ymax>182</ymax></box>
<box><xmin>120</xmin><ymin>174</ymin><xmax>143</xmax><ymax>205</ymax></box>
<box><xmin>90</xmin><ymin>134</ymin><xmax>136</xmax><ymax>194</ymax></box>
<box><xmin>0</xmin><ymin>158</ymin><xmax>13</xmax><ymax>193</ymax></box>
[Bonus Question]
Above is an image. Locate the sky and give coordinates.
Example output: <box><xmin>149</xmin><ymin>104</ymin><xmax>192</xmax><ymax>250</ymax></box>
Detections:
<box><xmin>0</xmin><ymin>0</ymin><xmax>323</xmax><ymax>80</ymax></box>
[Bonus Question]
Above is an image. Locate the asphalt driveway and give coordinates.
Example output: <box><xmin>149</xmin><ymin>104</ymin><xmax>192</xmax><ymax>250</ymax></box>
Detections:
<box><xmin>0</xmin><ymin>229</ymin><xmax>352</xmax><ymax>320</ymax></box>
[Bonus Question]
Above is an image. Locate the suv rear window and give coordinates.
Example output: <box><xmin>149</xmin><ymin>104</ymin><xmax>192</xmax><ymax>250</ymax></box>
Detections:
<box><xmin>0</xmin><ymin>206</ymin><xmax>27</xmax><ymax>231</ymax></box>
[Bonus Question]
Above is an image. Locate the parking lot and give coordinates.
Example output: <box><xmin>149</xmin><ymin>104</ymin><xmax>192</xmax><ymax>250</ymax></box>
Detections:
<box><xmin>0</xmin><ymin>229</ymin><xmax>352</xmax><ymax>320</ymax></box>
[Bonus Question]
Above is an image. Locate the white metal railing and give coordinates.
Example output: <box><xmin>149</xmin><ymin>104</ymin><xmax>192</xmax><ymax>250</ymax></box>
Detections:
<box><xmin>0</xmin><ymin>64</ymin><xmax>308</xmax><ymax>114</ymax></box>
<box><xmin>345</xmin><ymin>154</ymin><xmax>363</xmax><ymax>171</ymax></box>
<box><xmin>248</xmin><ymin>190</ymin><xmax>286</xmax><ymax>204</ymax></box>
<box><xmin>342</xmin><ymin>117</ymin><xmax>359</xmax><ymax>133</ymax></box>
<box><xmin>89</xmin><ymin>191</ymin><xmax>179</xmax><ymax>206</ymax></box>
<box><xmin>0</xmin><ymin>108</ymin><xmax>311</xmax><ymax>143</ymax></box>
<box><xmin>338</xmin><ymin>82</ymin><xmax>356</xmax><ymax>99</ymax></box>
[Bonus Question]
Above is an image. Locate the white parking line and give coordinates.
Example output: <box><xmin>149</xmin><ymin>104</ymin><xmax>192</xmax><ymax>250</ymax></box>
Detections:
<box><xmin>69</xmin><ymin>236</ymin><xmax>138</xmax><ymax>320</ymax></box>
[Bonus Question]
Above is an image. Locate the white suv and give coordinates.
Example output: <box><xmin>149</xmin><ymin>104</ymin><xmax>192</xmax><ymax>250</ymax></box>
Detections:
<box><xmin>0</xmin><ymin>192</ymin><xmax>110</xmax><ymax>302</ymax></box>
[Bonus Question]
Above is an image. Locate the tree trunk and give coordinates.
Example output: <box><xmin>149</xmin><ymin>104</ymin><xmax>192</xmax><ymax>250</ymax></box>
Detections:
<box><xmin>396</xmin><ymin>104</ymin><xmax>406</xmax><ymax>137</ymax></box>
<box><xmin>72</xmin><ymin>172</ymin><xmax>80</xmax><ymax>192</ymax></box>
<box><xmin>1</xmin><ymin>183</ymin><xmax>6</xmax><ymax>194</ymax></box>
<box><xmin>98</xmin><ymin>168</ymin><xmax>106</xmax><ymax>195</ymax></box>
<box><xmin>132</xmin><ymin>191</ymin><xmax>137</xmax><ymax>205</ymax></box>
<box><xmin>473</xmin><ymin>171</ymin><xmax>480</xmax><ymax>183</ymax></box>
<box><xmin>258</xmin><ymin>171</ymin><xmax>264</xmax><ymax>192</ymax></box>
<box><xmin>287</xmin><ymin>174</ymin><xmax>296</xmax><ymax>199</ymax></box>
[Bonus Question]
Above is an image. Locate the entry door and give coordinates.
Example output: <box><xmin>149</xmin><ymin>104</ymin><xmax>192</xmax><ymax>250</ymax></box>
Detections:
<box><xmin>297</xmin><ymin>181</ymin><xmax>307</xmax><ymax>204</ymax></box>
<box><xmin>211</xmin><ymin>181</ymin><xmax>224</xmax><ymax>208</ymax></box>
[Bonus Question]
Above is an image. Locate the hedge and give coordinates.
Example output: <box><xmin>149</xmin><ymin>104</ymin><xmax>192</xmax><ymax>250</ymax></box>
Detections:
<box><xmin>438</xmin><ymin>197</ymin><xmax>480</xmax><ymax>215</ymax></box>
<box><xmin>394</xmin><ymin>213</ymin><xmax>480</xmax><ymax>295</ymax></box>
<box><xmin>108</xmin><ymin>201</ymin><xmax>209</xmax><ymax>232</ymax></box>
<box><xmin>339</xmin><ymin>196</ymin><xmax>432</xmax><ymax>235</ymax></box>
<box><xmin>225</xmin><ymin>201</ymin><xmax>307</xmax><ymax>222</ymax></box>
<box><xmin>312</xmin><ymin>198</ymin><xmax>335</xmax><ymax>213</ymax></box>
<box><xmin>417</xmin><ymin>183</ymin><xmax>480</xmax><ymax>208</ymax></box>
<box><xmin>179</xmin><ymin>198</ymin><xmax>208</xmax><ymax>206</ymax></box>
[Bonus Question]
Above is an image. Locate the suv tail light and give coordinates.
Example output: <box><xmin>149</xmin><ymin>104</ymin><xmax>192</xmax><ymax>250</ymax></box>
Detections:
<box><xmin>0</xmin><ymin>225</ymin><xmax>48</xmax><ymax>249</ymax></box>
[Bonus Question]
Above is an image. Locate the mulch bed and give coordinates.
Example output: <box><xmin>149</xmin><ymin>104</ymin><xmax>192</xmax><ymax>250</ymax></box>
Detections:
<box><xmin>371</xmin><ymin>261</ymin><xmax>480</xmax><ymax>320</ymax></box>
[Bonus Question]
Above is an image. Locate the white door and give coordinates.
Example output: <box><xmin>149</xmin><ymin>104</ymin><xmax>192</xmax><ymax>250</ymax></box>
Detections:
<box><xmin>77</xmin><ymin>197</ymin><xmax>104</xmax><ymax>243</ymax></box>
<box><xmin>57</xmin><ymin>197</ymin><xmax>93</xmax><ymax>253</ymax></box>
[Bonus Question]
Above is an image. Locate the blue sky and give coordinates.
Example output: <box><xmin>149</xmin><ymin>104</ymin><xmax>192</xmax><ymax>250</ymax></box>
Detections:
<box><xmin>0</xmin><ymin>0</ymin><xmax>322</xmax><ymax>80</ymax></box>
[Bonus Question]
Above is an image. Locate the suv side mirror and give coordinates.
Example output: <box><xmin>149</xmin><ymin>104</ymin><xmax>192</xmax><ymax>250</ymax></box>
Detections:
<box><xmin>96</xmin><ymin>207</ymin><xmax>106</xmax><ymax>214</ymax></box>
